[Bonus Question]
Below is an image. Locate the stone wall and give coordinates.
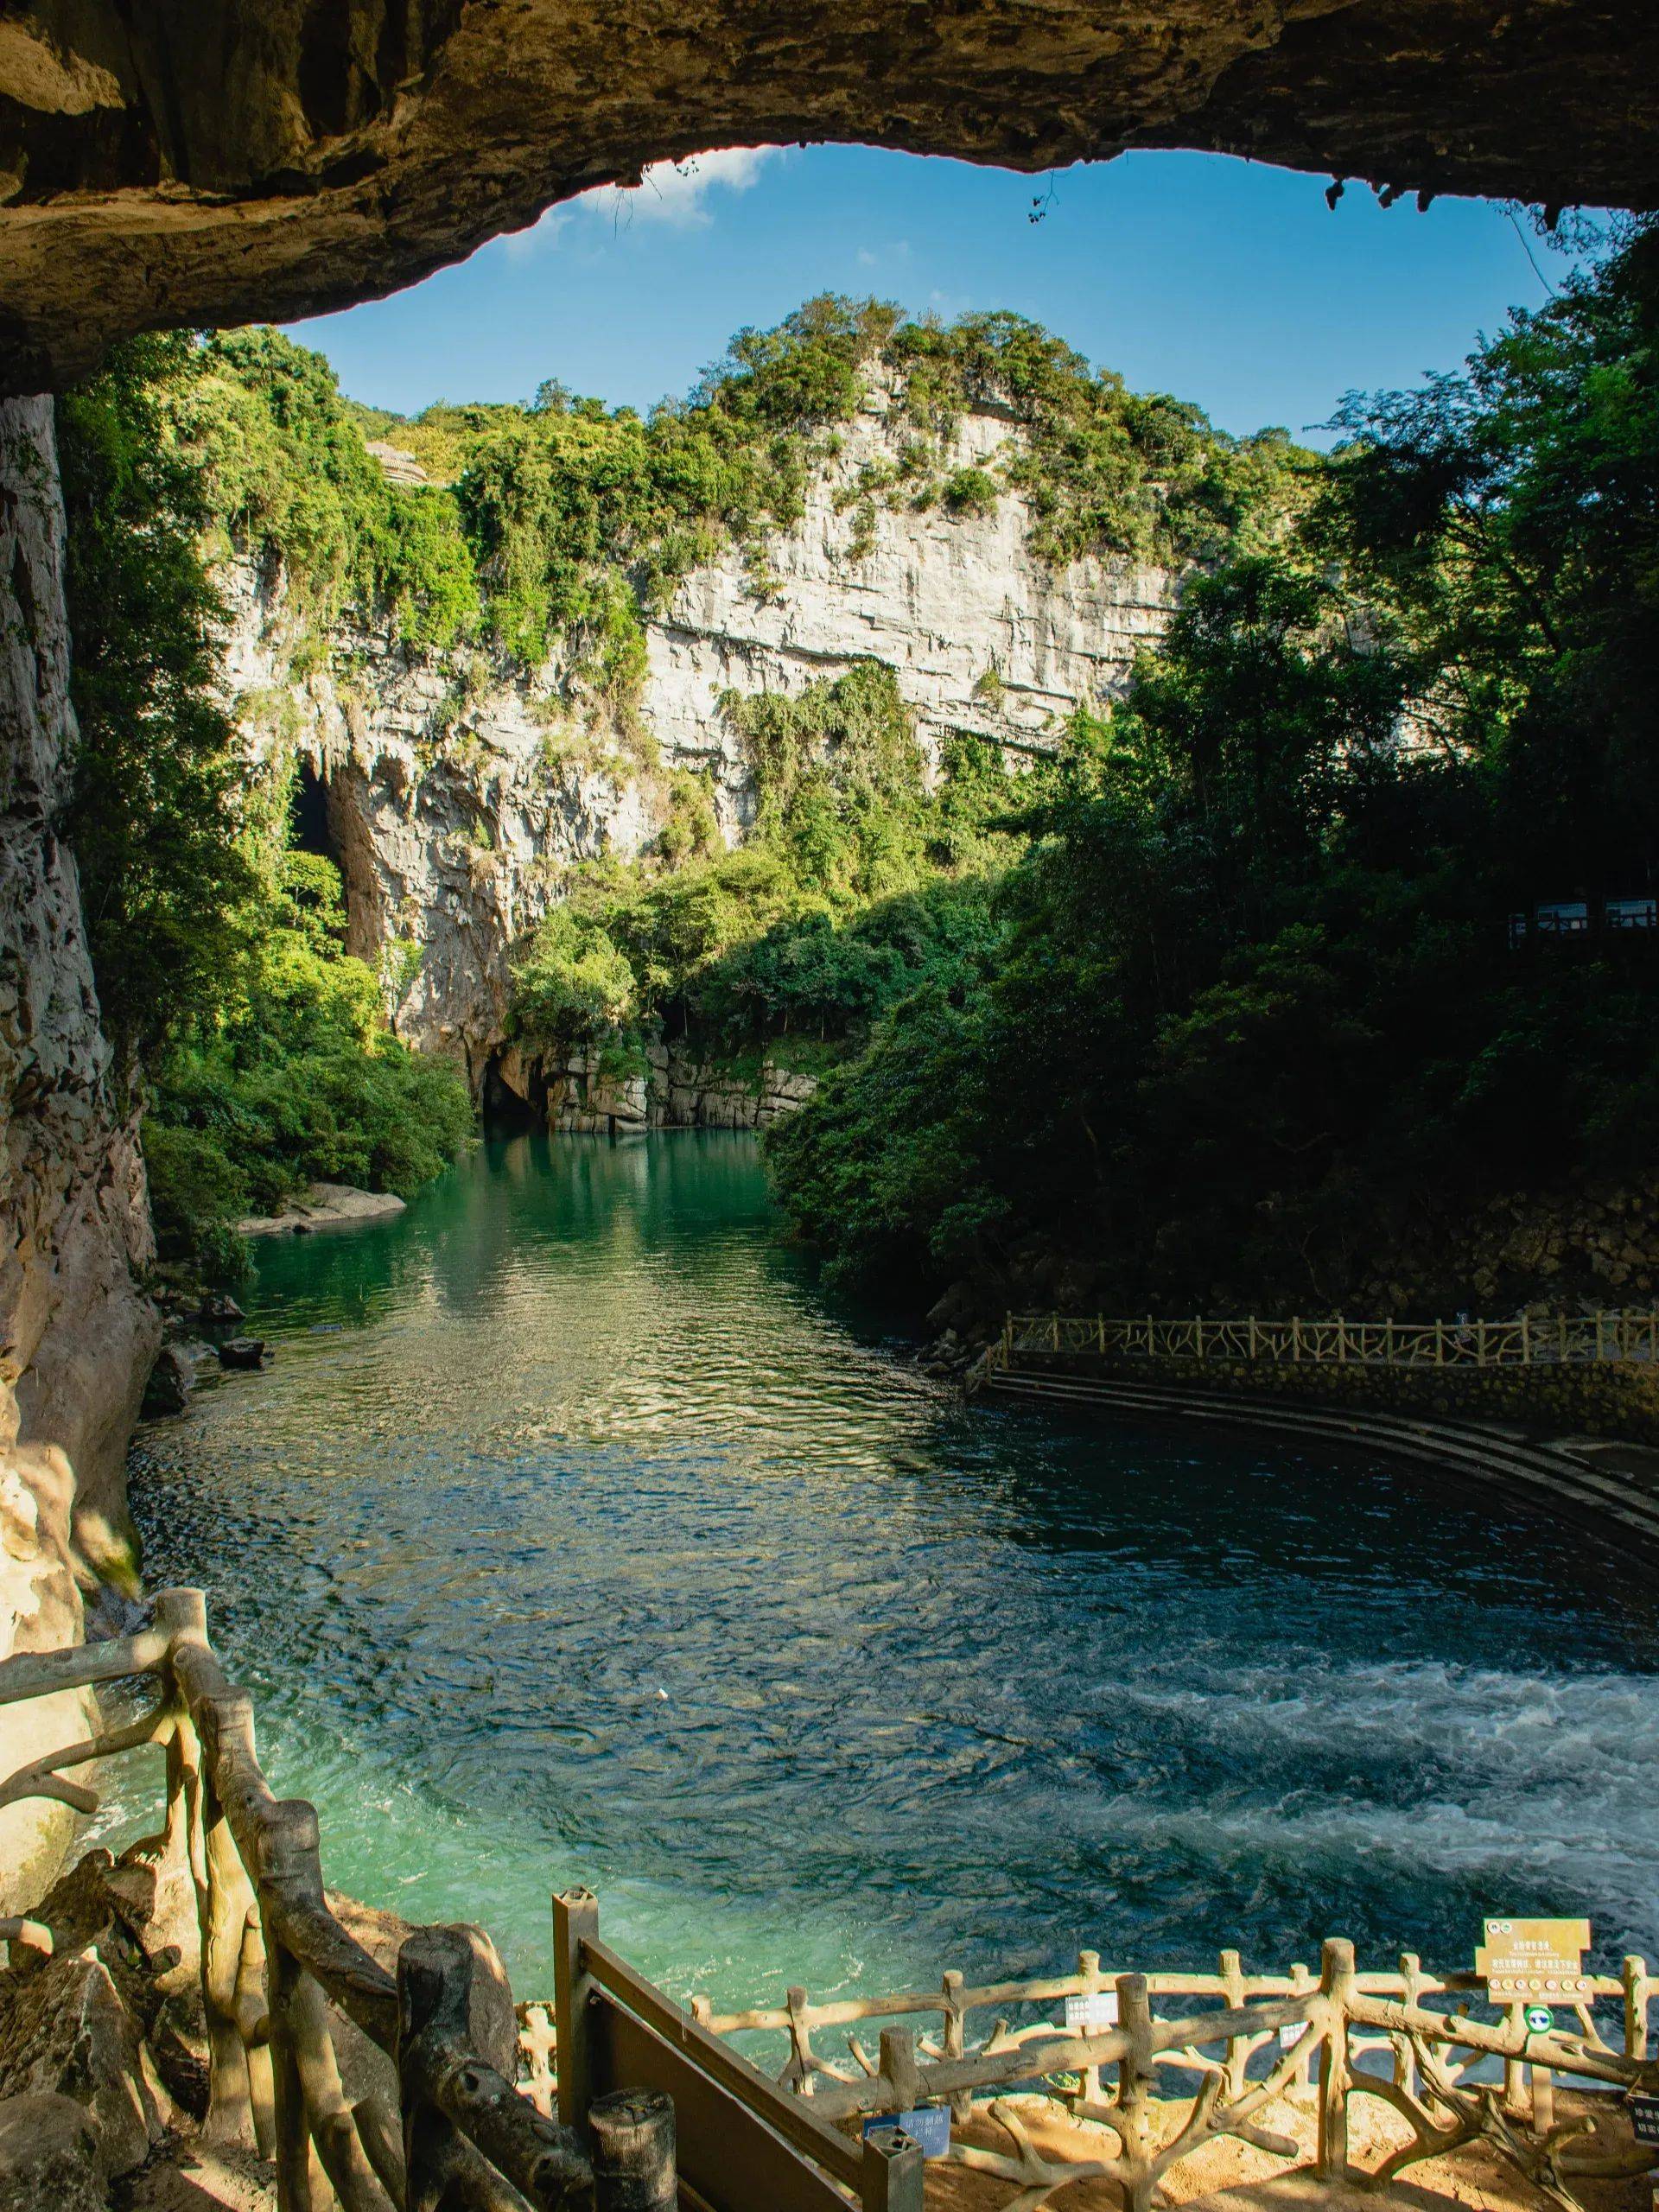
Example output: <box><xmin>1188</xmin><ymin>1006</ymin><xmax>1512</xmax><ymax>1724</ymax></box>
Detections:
<box><xmin>1073</xmin><ymin>1351</ymin><xmax>1659</xmax><ymax>1450</ymax></box>
<box><xmin>499</xmin><ymin>1038</ymin><xmax>818</xmax><ymax>1134</ymax></box>
<box><xmin>1358</xmin><ymin>1175</ymin><xmax>1659</xmax><ymax>1313</ymax></box>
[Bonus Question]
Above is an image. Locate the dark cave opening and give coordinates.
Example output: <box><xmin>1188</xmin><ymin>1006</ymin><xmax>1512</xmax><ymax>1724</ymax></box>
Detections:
<box><xmin>290</xmin><ymin>759</ymin><xmax>339</xmax><ymax>868</ymax></box>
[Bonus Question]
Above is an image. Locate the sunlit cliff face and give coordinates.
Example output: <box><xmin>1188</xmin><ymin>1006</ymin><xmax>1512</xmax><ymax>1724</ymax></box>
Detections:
<box><xmin>3</xmin><ymin>1</ymin><xmax>1658</xmax><ymax>391</ymax></box>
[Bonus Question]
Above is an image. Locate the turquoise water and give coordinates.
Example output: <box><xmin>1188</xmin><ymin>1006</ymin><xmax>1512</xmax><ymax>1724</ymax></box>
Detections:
<box><xmin>124</xmin><ymin>1132</ymin><xmax>1659</xmax><ymax>2014</ymax></box>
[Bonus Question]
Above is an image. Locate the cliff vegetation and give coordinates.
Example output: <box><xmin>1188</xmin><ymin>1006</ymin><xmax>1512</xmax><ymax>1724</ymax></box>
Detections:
<box><xmin>766</xmin><ymin>219</ymin><xmax>1659</xmax><ymax>1319</ymax></box>
<box><xmin>57</xmin><ymin>339</ymin><xmax>474</xmax><ymax>1274</ymax></box>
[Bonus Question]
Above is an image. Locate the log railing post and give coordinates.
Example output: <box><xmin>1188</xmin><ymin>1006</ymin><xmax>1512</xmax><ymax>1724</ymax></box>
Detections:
<box><xmin>1317</xmin><ymin>1939</ymin><xmax>1354</xmax><ymax>2180</ymax></box>
<box><xmin>1287</xmin><ymin>1962</ymin><xmax>1316</xmax><ymax>2091</ymax></box>
<box><xmin>1115</xmin><ymin>1974</ymin><xmax>1155</xmax><ymax>2212</ymax></box>
<box><xmin>1076</xmin><ymin>1948</ymin><xmax>1104</xmax><ymax>2111</ymax></box>
<box><xmin>554</xmin><ymin>1888</ymin><xmax>600</xmax><ymax>2145</ymax></box>
<box><xmin>1218</xmin><ymin>1950</ymin><xmax>1247</xmax><ymax>2097</ymax></box>
<box><xmin>257</xmin><ymin>1801</ymin><xmax>328</xmax><ymax>2212</ymax></box>
<box><xmin>941</xmin><ymin>1969</ymin><xmax>971</xmax><ymax>2123</ymax></box>
<box><xmin>591</xmin><ymin>2090</ymin><xmax>675</xmax><ymax>2212</ymax></box>
<box><xmin>1625</xmin><ymin>1955</ymin><xmax>1649</xmax><ymax>2060</ymax></box>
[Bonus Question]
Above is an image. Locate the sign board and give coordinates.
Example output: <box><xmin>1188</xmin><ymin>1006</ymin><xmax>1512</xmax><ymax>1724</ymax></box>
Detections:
<box><xmin>1629</xmin><ymin>2093</ymin><xmax>1659</xmax><ymax>2147</ymax></box>
<box><xmin>862</xmin><ymin>2107</ymin><xmax>950</xmax><ymax>2160</ymax></box>
<box><xmin>1065</xmin><ymin>1991</ymin><xmax>1120</xmax><ymax>2033</ymax></box>
<box><xmin>1475</xmin><ymin>1918</ymin><xmax>1593</xmax><ymax>1999</ymax></box>
<box><xmin>1279</xmin><ymin>2021</ymin><xmax>1310</xmax><ymax>2050</ymax></box>
<box><xmin>1524</xmin><ymin>2005</ymin><xmax>1554</xmax><ymax>2036</ymax></box>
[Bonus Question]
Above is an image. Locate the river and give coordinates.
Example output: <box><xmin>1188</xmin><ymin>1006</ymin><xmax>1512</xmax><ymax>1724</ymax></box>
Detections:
<box><xmin>121</xmin><ymin>1132</ymin><xmax>1659</xmax><ymax>2015</ymax></box>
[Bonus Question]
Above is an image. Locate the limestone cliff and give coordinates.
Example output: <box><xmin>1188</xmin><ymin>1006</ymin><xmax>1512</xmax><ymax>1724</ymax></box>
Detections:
<box><xmin>0</xmin><ymin>397</ymin><xmax>156</xmax><ymax>1900</ymax></box>
<box><xmin>0</xmin><ymin>398</ymin><xmax>157</xmax><ymax>1579</ymax></box>
<box><xmin>220</xmin><ymin>373</ymin><xmax>1172</xmax><ymax>1119</ymax></box>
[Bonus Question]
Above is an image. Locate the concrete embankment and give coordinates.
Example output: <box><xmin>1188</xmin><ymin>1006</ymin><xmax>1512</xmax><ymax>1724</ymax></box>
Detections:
<box><xmin>983</xmin><ymin>1357</ymin><xmax>1659</xmax><ymax>1559</ymax></box>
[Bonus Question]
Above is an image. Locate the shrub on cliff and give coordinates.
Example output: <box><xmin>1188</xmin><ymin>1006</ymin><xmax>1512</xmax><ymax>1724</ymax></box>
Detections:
<box><xmin>766</xmin><ymin>224</ymin><xmax>1659</xmax><ymax>1311</ymax></box>
<box><xmin>147</xmin><ymin>854</ymin><xmax>473</xmax><ymax>1268</ymax></box>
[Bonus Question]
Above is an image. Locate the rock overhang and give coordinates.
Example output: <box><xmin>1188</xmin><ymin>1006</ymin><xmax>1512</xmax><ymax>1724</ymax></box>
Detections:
<box><xmin>0</xmin><ymin>0</ymin><xmax>1656</xmax><ymax>394</ymax></box>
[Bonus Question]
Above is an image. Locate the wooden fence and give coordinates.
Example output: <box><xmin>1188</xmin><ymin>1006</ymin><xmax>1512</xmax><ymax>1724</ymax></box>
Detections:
<box><xmin>990</xmin><ymin>1308</ymin><xmax>1659</xmax><ymax>1373</ymax></box>
<box><xmin>683</xmin><ymin>1942</ymin><xmax>1659</xmax><ymax>2212</ymax></box>
<box><xmin>2</xmin><ymin>1594</ymin><xmax>1656</xmax><ymax>2212</ymax></box>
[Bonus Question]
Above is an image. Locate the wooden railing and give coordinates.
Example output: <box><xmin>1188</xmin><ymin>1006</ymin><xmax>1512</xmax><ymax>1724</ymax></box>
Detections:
<box><xmin>4</xmin><ymin>1595</ymin><xmax>1657</xmax><ymax>2212</ymax></box>
<box><xmin>690</xmin><ymin>1942</ymin><xmax>1659</xmax><ymax>2212</ymax></box>
<box><xmin>986</xmin><ymin>1308</ymin><xmax>1659</xmax><ymax>1374</ymax></box>
<box><xmin>0</xmin><ymin>1590</ymin><xmax>594</xmax><ymax>2212</ymax></box>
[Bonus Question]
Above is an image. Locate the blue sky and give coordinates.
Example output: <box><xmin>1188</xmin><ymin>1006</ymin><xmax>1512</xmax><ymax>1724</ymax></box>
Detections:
<box><xmin>286</xmin><ymin>146</ymin><xmax>1571</xmax><ymax>446</ymax></box>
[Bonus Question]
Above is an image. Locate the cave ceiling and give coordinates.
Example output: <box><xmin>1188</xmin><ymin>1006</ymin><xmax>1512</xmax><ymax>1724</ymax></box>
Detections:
<box><xmin>2</xmin><ymin>1</ymin><xmax>1656</xmax><ymax>392</ymax></box>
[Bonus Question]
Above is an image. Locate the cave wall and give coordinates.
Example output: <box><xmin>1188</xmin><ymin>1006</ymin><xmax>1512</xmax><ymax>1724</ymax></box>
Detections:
<box><xmin>3</xmin><ymin>2</ymin><xmax>1658</xmax><ymax>393</ymax></box>
<box><xmin>0</xmin><ymin>395</ymin><xmax>158</xmax><ymax>1586</ymax></box>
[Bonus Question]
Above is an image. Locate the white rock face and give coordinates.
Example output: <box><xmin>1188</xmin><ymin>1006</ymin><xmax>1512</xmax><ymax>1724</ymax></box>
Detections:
<box><xmin>646</xmin><ymin>378</ymin><xmax>1173</xmax><ymax>779</ymax></box>
<box><xmin>220</xmin><ymin>375</ymin><xmax>1176</xmax><ymax>1090</ymax></box>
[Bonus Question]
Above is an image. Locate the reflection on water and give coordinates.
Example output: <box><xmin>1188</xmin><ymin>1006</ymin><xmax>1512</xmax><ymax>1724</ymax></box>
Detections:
<box><xmin>124</xmin><ymin>1132</ymin><xmax>1659</xmax><ymax>2010</ymax></box>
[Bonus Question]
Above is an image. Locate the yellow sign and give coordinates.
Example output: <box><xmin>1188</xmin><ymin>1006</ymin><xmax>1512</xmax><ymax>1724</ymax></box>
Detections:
<box><xmin>1476</xmin><ymin>1917</ymin><xmax>1592</xmax><ymax>1999</ymax></box>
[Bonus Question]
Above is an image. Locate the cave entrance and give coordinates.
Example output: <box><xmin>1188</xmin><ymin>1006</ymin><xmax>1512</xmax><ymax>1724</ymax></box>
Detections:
<box><xmin>481</xmin><ymin>1052</ymin><xmax>543</xmax><ymax>1132</ymax></box>
<box><xmin>290</xmin><ymin>760</ymin><xmax>340</xmax><ymax>868</ymax></box>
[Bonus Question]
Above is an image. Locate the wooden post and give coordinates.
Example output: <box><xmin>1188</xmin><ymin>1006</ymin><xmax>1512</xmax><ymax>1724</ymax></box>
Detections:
<box><xmin>1560</xmin><ymin>1314</ymin><xmax>1568</xmax><ymax>1363</ymax></box>
<box><xmin>1292</xmin><ymin>1317</ymin><xmax>1301</xmax><ymax>1363</ymax></box>
<box><xmin>861</xmin><ymin>2126</ymin><xmax>925</xmax><ymax>2212</ymax></box>
<box><xmin>554</xmin><ymin>1887</ymin><xmax>600</xmax><ymax>2145</ymax></box>
<box><xmin>1218</xmin><ymin>1950</ymin><xmax>1247</xmax><ymax>2097</ymax></box>
<box><xmin>1503</xmin><ymin>2000</ymin><xmax>1526</xmax><ymax>2113</ymax></box>
<box><xmin>1477</xmin><ymin>1319</ymin><xmax>1488</xmax><ymax>1366</ymax></box>
<box><xmin>591</xmin><ymin>2089</ymin><xmax>676</xmax><ymax>2212</ymax></box>
<box><xmin>1395</xmin><ymin>1955</ymin><xmax>1422</xmax><ymax>2093</ymax></box>
<box><xmin>941</xmin><ymin>1970</ymin><xmax>971</xmax><ymax>2123</ymax></box>
<box><xmin>1195</xmin><ymin>1319</ymin><xmax>1205</xmax><ymax>1361</ymax></box>
<box><xmin>1097</xmin><ymin>1315</ymin><xmax>1106</xmax><ymax>1354</ymax></box>
<box><xmin>1532</xmin><ymin>2063</ymin><xmax>1554</xmax><ymax>2134</ymax></box>
<box><xmin>1249</xmin><ymin>1317</ymin><xmax>1258</xmax><ymax>1360</ymax></box>
<box><xmin>1625</xmin><ymin>1955</ymin><xmax>1649</xmax><ymax>2061</ymax></box>
<box><xmin>199</xmin><ymin>1690</ymin><xmax>260</xmax><ymax>2150</ymax></box>
<box><xmin>1435</xmin><ymin>1318</ymin><xmax>1446</xmax><ymax>1365</ymax></box>
<box><xmin>1385</xmin><ymin>1317</ymin><xmax>1395</xmax><ymax>1364</ymax></box>
<box><xmin>1522</xmin><ymin>1313</ymin><xmax>1531</xmax><ymax>1364</ymax></box>
<box><xmin>1287</xmin><ymin>1962</ymin><xmax>1315</xmax><ymax>2092</ymax></box>
<box><xmin>397</xmin><ymin>1927</ymin><xmax>470</xmax><ymax>2212</ymax></box>
<box><xmin>257</xmin><ymin>1802</ymin><xmax>325</xmax><ymax>2212</ymax></box>
<box><xmin>1115</xmin><ymin>1975</ymin><xmax>1155</xmax><ymax>2212</ymax></box>
<box><xmin>1317</xmin><ymin>1939</ymin><xmax>1354</xmax><ymax>2180</ymax></box>
<box><xmin>1076</xmin><ymin>1950</ymin><xmax>1103</xmax><ymax>2110</ymax></box>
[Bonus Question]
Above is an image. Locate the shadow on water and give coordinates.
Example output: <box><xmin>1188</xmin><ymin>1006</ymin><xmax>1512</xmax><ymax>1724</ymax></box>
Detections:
<box><xmin>123</xmin><ymin>1132</ymin><xmax>1659</xmax><ymax>2013</ymax></box>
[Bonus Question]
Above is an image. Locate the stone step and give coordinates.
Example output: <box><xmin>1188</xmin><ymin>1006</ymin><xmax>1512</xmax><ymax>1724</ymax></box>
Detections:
<box><xmin>986</xmin><ymin>1370</ymin><xmax>1659</xmax><ymax>1553</ymax></box>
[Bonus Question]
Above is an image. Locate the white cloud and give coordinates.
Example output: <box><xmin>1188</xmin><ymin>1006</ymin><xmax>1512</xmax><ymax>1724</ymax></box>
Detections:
<box><xmin>584</xmin><ymin>146</ymin><xmax>780</xmax><ymax>231</ymax></box>
<box><xmin>496</xmin><ymin>147</ymin><xmax>781</xmax><ymax>262</ymax></box>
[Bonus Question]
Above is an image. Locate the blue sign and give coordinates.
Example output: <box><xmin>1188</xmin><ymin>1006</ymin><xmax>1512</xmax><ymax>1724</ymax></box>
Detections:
<box><xmin>863</xmin><ymin>2105</ymin><xmax>951</xmax><ymax>2159</ymax></box>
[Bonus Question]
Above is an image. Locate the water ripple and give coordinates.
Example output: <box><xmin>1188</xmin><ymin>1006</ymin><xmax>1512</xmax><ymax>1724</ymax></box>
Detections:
<box><xmin>124</xmin><ymin>1131</ymin><xmax>1659</xmax><ymax>2012</ymax></box>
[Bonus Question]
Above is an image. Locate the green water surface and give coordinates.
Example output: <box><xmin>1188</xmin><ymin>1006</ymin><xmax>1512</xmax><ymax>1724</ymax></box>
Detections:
<box><xmin>123</xmin><ymin>1133</ymin><xmax>1659</xmax><ymax>2015</ymax></box>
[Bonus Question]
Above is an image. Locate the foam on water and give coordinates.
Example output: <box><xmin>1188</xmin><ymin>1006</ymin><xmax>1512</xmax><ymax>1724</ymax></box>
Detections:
<box><xmin>120</xmin><ymin>1132</ymin><xmax>1659</xmax><ymax>2012</ymax></box>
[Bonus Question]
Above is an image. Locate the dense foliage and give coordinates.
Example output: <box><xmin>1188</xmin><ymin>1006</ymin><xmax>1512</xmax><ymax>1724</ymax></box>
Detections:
<box><xmin>510</xmin><ymin>665</ymin><xmax>1016</xmax><ymax>1065</ymax></box>
<box><xmin>56</xmin><ymin>343</ymin><xmax>473</xmax><ymax>1274</ymax></box>
<box><xmin>57</xmin><ymin>335</ymin><xmax>260</xmax><ymax>1076</ymax></box>
<box><xmin>768</xmin><ymin>223</ymin><xmax>1659</xmax><ymax>1313</ymax></box>
<box><xmin>179</xmin><ymin>298</ymin><xmax>1306</xmax><ymax>678</ymax></box>
<box><xmin>144</xmin><ymin>853</ymin><xmax>473</xmax><ymax>1271</ymax></box>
